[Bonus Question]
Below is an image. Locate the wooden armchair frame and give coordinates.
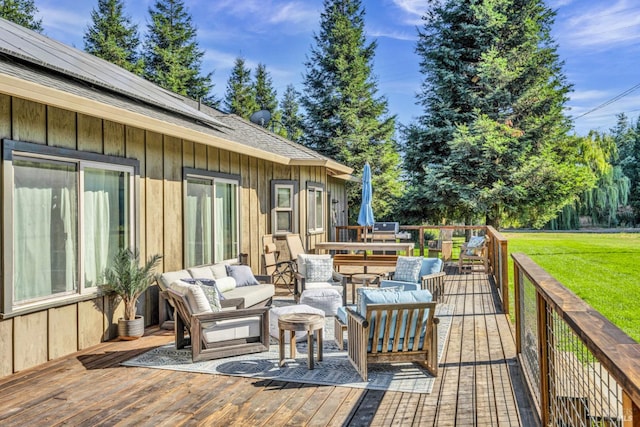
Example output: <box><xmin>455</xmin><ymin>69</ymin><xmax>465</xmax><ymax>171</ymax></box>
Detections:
<box><xmin>163</xmin><ymin>289</ymin><xmax>270</xmax><ymax>362</ymax></box>
<box><xmin>458</xmin><ymin>236</ymin><xmax>490</xmax><ymax>274</ymax></box>
<box><xmin>346</xmin><ymin>302</ymin><xmax>439</xmax><ymax>381</ymax></box>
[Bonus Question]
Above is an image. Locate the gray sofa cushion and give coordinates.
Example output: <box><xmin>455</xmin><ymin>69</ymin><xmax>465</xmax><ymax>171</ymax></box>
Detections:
<box><xmin>223</xmin><ymin>284</ymin><xmax>275</xmax><ymax>308</ymax></box>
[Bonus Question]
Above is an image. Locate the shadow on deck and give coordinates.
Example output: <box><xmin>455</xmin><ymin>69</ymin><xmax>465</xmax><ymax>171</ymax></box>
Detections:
<box><xmin>0</xmin><ymin>262</ymin><xmax>536</xmax><ymax>426</ymax></box>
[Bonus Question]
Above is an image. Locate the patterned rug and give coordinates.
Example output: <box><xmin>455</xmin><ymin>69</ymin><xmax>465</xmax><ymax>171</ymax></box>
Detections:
<box><xmin>122</xmin><ymin>303</ymin><xmax>454</xmax><ymax>394</ymax></box>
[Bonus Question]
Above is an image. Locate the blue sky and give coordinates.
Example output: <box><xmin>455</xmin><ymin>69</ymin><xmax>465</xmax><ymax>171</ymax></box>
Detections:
<box><xmin>35</xmin><ymin>0</ymin><xmax>640</xmax><ymax>136</ymax></box>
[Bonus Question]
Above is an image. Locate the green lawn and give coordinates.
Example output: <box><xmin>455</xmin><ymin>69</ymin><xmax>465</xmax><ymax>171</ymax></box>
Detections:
<box><xmin>503</xmin><ymin>232</ymin><xmax>640</xmax><ymax>343</ymax></box>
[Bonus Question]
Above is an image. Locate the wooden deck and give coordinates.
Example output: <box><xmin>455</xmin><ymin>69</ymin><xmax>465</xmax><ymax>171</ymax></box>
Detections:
<box><xmin>0</xmin><ymin>264</ymin><xmax>536</xmax><ymax>426</ymax></box>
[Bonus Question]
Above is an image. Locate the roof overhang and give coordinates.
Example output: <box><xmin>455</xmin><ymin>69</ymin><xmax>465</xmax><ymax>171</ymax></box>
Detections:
<box><xmin>0</xmin><ymin>73</ymin><xmax>292</xmax><ymax>165</ymax></box>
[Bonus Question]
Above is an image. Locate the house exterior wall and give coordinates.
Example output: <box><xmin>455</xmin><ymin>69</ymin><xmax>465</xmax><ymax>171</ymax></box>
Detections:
<box><xmin>0</xmin><ymin>93</ymin><xmax>348</xmax><ymax>377</ymax></box>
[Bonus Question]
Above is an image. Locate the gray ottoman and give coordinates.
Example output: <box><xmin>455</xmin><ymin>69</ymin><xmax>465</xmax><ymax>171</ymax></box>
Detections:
<box><xmin>270</xmin><ymin>304</ymin><xmax>325</xmax><ymax>342</ymax></box>
<box><xmin>300</xmin><ymin>288</ymin><xmax>342</xmax><ymax>316</ymax></box>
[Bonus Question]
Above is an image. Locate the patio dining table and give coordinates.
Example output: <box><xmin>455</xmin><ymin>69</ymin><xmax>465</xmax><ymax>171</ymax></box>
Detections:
<box><xmin>314</xmin><ymin>241</ymin><xmax>414</xmax><ymax>273</ymax></box>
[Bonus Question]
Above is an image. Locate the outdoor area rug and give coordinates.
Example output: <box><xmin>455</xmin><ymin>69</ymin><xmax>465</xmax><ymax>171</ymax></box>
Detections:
<box><xmin>122</xmin><ymin>303</ymin><xmax>454</xmax><ymax>394</ymax></box>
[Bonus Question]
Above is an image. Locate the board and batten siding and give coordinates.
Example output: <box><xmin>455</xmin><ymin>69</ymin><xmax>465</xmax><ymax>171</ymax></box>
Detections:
<box><xmin>0</xmin><ymin>94</ymin><xmax>348</xmax><ymax>377</ymax></box>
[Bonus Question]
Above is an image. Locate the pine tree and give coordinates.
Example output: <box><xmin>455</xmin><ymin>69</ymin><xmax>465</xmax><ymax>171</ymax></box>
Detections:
<box><xmin>143</xmin><ymin>0</ymin><xmax>214</xmax><ymax>104</ymax></box>
<box><xmin>224</xmin><ymin>57</ymin><xmax>257</xmax><ymax>119</ymax></box>
<box><xmin>403</xmin><ymin>0</ymin><xmax>593</xmax><ymax>228</ymax></box>
<box><xmin>279</xmin><ymin>84</ymin><xmax>303</xmax><ymax>141</ymax></box>
<box><xmin>301</xmin><ymin>0</ymin><xmax>402</xmax><ymax>222</ymax></box>
<box><xmin>252</xmin><ymin>63</ymin><xmax>283</xmax><ymax>134</ymax></box>
<box><xmin>253</xmin><ymin>63</ymin><xmax>277</xmax><ymax>113</ymax></box>
<box><xmin>84</xmin><ymin>0</ymin><xmax>142</xmax><ymax>74</ymax></box>
<box><xmin>0</xmin><ymin>0</ymin><xmax>42</xmax><ymax>32</ymax></box>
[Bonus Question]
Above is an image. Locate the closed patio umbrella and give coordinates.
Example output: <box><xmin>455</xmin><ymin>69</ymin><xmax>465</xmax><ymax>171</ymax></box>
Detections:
<box><xmin>357</xmin><ymin>162</ymin><xmax>375</xmax><ymax>241</ymax></box>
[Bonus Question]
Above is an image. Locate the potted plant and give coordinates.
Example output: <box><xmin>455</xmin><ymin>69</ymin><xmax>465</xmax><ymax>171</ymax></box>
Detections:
<box><xmin>102</xmin><ymin>248</ymin><xmax>162</xmax><ymax>340</ymax></box>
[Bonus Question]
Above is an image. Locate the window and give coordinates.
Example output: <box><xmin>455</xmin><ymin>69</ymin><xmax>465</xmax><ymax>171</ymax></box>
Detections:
<box><xmin>3</xmin><ymin>140</ymin><xmax>136</xmax><ymax>313</ymax></box>
<box><xmin>307</xmin><ymin>182</ymin><xmax>325</xmax><ymax>233</ymax></box>
<box><xmin>184</xmin><ymin>169</ymin><xmax>240</xmax><ymax>267</ymax></box>
<box><xmin>271</xmin><ymin>180</ymin><xmax>298</xmax><ymax>235</ymax></box>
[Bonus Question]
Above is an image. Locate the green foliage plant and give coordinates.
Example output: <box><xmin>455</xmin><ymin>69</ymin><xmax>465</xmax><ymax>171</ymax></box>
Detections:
<box><xmin>102</xmin><ymin>249</ymin><xmax>162</xmax><ymax>321</ymax></box>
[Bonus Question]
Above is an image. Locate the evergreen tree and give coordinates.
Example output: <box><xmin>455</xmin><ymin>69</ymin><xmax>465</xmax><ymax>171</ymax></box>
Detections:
<box><xmin>224</xmin><ymin>57</ymin><xmax>257</xmax><ymax>119</ymax></box>
<box><xmin>279</xmin><ymin>84</ymin><xmax>304</xmax><ymax>141</ymax></box>
<box><xmin>614</xmin><ymin>114</ymin><xmax>640</xmax><ymax>225</ymax></box>
<box><xmin>0</xmin><ymin>0</ymin><xmax>42</xmax><ymax>32</ymax></box>
<box><xmin>403</xmin><ymin>0</ymin><xmax>593</xmax><ymax>228</ymax></box>
<box><xmin>301</xmin><ymin>0</ymin><xmax>402</xmax><ymax>222</ymax></box>
<box><xmin>252</xmin><ymin>63</ymin><xmax>283</xmax><ymax>134</ymax></box>
<box><xmin>84</xmin><ymin>0</ymin><xmax>143</xmax><ymax>74</ymax></box>
<box><xmin>253</xmin><ymin>63</ymin><xmax>278</xmax><ymax>113</ymax></box>
<box><xmin>143</xmin><ymin>0</ymin><xmax>215</xmax><ymax>104</ymax></box>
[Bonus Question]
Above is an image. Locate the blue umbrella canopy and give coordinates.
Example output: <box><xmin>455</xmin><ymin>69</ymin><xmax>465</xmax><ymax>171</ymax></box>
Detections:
<box><xmin>357</xmin><ymin>162</ymin><xmax>375</xmax><ymax>230</ymax></box>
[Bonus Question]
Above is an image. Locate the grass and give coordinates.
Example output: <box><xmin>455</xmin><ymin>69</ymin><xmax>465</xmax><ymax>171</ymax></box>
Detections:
<box><xmin>503</xmin><ymin>232</ymin><xmax>640</xmax><ymax>343</ymax></box>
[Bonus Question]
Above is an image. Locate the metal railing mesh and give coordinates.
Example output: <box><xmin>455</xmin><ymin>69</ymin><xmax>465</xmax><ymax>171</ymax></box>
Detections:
<box><xmin>519</xmin><ymin>273</ymin><xmax>541</xmax><ymax>411</ymax></box>
<box><xmin>546</xmin><ymin>305</ymin><xmax>623</xmax><ymax>426</ymax></box>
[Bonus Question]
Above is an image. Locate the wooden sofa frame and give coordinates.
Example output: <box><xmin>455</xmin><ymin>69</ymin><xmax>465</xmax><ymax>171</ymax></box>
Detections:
<box><xmin>162</xmin><ymin>289</ymin><xmax>270</xmax><ymax>362</ymax></box>
<box><xmin>346</xmin><ymin>301</ymin><xmax>439</xmax><ymax>381</ymax></box>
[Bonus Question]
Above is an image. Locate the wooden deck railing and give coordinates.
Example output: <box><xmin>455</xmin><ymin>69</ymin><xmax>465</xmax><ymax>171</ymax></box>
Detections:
<box><xmin>512</xmin><ymin>253</ymin><xmax>640</xmax><ymax>426</ymax></box>
<box><xmin>334</xmin><ymin>224</ymin><xmax>511</xmax><ymax>314</ymax></box>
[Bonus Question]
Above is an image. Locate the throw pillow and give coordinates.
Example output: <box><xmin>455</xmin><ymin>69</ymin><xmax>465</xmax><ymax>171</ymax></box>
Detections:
<box><xmin>356</xmin><ymin>286</ymin><xmax>402</xmax><ymax>315</ymax></box>
<box><xmin>195</xmin><ymin>280</ymin><xmax>221</xmax><ymax>312</ymax></box>
<box><xmin>226</xmin><ymin>264</ymin><xmax>260</xmax><ymax>287</ymax></box>
<box><xmin>305</xmin><ymin>257</ymin><xmax>334</xmax><ymax>282</ymax></box>
<box><xmin>465</xmin><ymin>236</ymin><xmax>485</xmax><ymax>255</ymax></box>
<box><xmin>394</xmin><ymin>256</ymin><xmax>423</xmax><ymax>283</ymax></box>
<box><xmin>214</xmin><ymin>276</ymin><xmax>237</xmax><ymax>292</ymax></box>
<box><xmin>181</xmin><ymin>278</ymin><xmax>225</xmax><ymax>300</ymax></box>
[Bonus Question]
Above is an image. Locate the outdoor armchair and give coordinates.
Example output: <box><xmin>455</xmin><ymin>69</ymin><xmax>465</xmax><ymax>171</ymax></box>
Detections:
<box><xmin>380</xmin><ymin>256</ymin><xmax>446</xmax><ymax>302</ymax></box>
<box><xmin>346</xmin><ymin>288</ymin><xmax>439</xmax><ymax>381</ymax></box>
<box><xmin>293</xmin><ymin>253</ymin><xmax>347</xmax><ymax>305</ymax></box>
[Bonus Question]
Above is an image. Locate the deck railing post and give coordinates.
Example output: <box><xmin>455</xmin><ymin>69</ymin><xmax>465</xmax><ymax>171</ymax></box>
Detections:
<box><xmin>624</xmin><ymin>391</ymin><xmax>640</xmax><ymax>427</ymax></box>
<box><xmin>537</xmin><ymin>292</ymin><xmax>551</xmax><ymax>426</ymax></box>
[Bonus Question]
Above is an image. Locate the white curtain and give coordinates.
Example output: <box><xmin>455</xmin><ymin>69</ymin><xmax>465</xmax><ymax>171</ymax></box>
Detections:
<box><xmin>84</xmin><ymin>169</ymin><xmax>121</xmax><ymax>288</ymax></box>
<box><xmin>14</xmin><ymin>162</ymin><xmax>77</xmax><ymax>301</ymax></box>
<box><xmin>214</xmin><ymin>182</ymin><xmax>237</xmax><ymax>262</ymax></box>
<box><xmin>186</xmin><ymin>180</ymin><xmax>212</xmax><ymax>267</ymax></box>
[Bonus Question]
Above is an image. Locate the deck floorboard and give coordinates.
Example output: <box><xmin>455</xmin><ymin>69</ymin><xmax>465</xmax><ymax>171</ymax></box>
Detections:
<box><xmin>0</xmin><ymin>263</ymin><xmax>535</xmax><ymax>426</ymax></box>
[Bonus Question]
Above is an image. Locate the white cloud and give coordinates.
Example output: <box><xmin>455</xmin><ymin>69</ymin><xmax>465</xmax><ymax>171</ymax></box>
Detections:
<box><xmin>560</xmin><ymin>0</ymin><xmax>640</xmax><ymax>49</ymax></box>
<box><xmin>38</xmin><ymin>7</ymin><xmax>90</xmax><ymax>40</ymax></box>
<box><xmin>391</xmin><ymin>0</ymin><xmax>428</xmax><ymax>17</ymax></box>
<box><xmin>207</xmin><ymin>0</ymin><xmax>319</xmax><ymax>32</ymax></box>
<box><xmin>367</xmin><ymin>27</ymin><xmax>417</xmax><ymax>42</ymax></box>
<box><xmin>568</xmin><ymin>89</ymin><xmax>611</xmax><ymax>102</ymax></box>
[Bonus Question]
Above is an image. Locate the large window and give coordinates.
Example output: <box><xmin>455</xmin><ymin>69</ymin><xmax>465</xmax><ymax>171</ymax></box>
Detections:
<box><xmin>184</xmin><ymin>169</ymin><xmax>239</xmax><ymax>267</ymax></box>
<box><xmin>307</xmin><ymin>182</ymin><xmax>325</xmax><ymax>233</ymax></box>
<box><xmin>4</xmin><ymin>140</ymin><xmax>136</xmax><ymax>313</ymax></box>
<box><xmin>271</xmin><ymin>180</ymin><xmax>298</xmax><ymax>235</ymax></box>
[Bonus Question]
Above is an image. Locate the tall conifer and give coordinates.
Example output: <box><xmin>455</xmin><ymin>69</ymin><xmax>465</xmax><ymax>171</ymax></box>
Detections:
<box><xmin>302</xmin><ymin>0</ymin><xmax>402</xmax><ymax>222</ymax></box>
<box><xmin>143</xmin><ymin>0</ymin><xmax>214</xmax><ymax>104</ymax></box>
<box><xmin>403</xmin><ymin>0</ymin><xmax>593</xmax><ymax>228</ymax></box>
<box><xmin>279</xmin><ymin>84</ymin><xmax>303</xmax><ymax>141</ymax></box>
<box><xmin>224</xmin><ymin>57</ymin><xmax>257</xmax><ymax>119</ymax></box>
<box><xmin>84</xmin><ymin>0</ymin><xmax>142</xmax><ymax>74</ymax></box>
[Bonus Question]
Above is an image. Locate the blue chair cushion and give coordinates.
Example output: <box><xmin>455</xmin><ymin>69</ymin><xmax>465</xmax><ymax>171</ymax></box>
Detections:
<box><xmin>336</xmin><ymin>305</ymin><xmax>356</xmax><ymax>325</ymax></box>
<box><xmin>379</xmin><ymin>280</ymin><xmax>421</xmax><ymax>291</ymax></box>
<box><xmin>358</xmin><ymin>289</ymin><xmax>433</xmax><ymax>351</ymax></box>
<box><xmin>420</xmin><ymin>257</ymin><xmax>443</xmax><ymax>277</ymax></box>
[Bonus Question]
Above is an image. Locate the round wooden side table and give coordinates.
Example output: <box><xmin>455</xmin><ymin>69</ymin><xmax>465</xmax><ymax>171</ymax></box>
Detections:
<box><xmin>278</xmin><ymin>312</ymin><xmax>324</xmax><ymax>369</ymax></box>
